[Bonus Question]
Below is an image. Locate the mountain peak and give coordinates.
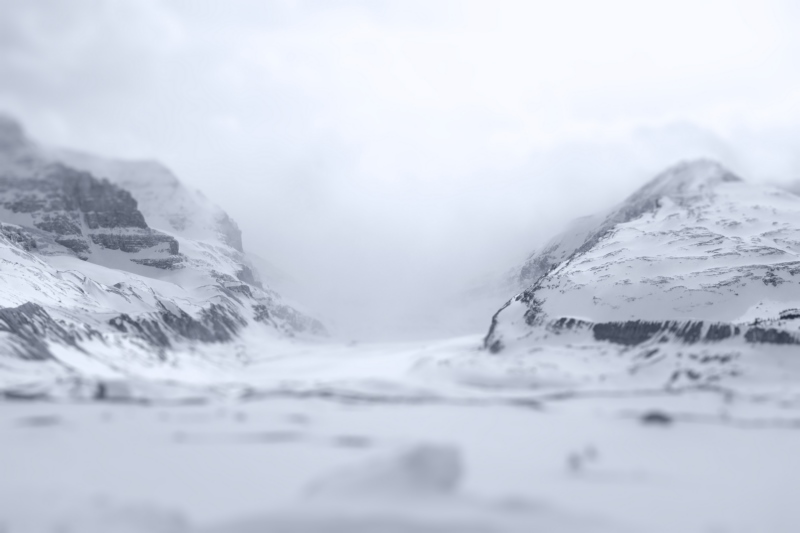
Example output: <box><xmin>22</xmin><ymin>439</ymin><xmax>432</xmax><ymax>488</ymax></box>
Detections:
<box><xmin>630</xmin><ymin>159</ymin><xmax>741</xmax><ymax>204</ymax></box>
<box><xmin>511</xmin><ymin>159</ymin><xmax>747</xmax><ymax>295</ymax></box>
<box><xmin>488</xmin><ymin>156</ymin><xmax>800</xmax><ymax>357</ymax></box>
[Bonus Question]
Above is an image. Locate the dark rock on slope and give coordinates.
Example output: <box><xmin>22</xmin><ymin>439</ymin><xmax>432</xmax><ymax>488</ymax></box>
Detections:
<box><xmin>0</xmin><ymin>114</ymin><xmax>325</xmax><ymax>366</ymax></box>
<box><xmin>0</xmin><ymin>120</ymin><xmax>181</xmax><ymax>266</ymax></box>
<box><xmin>0</xmin><ymin>303</ymin><xmax>80</xmax><ymax>360</ymax></box>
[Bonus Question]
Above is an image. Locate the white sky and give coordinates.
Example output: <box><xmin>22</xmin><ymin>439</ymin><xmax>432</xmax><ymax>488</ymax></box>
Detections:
<box><xmin>2</xmin><ymin>0</ymin><xmax>800</xmax><ymax>339</ymax></box>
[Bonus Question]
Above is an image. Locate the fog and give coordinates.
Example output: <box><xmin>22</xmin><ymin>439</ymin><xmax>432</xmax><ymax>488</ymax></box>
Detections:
<box><xmin>2</xmin><ymin>0</ymin><xmax>800</xmax><ymax>340</ymax></box>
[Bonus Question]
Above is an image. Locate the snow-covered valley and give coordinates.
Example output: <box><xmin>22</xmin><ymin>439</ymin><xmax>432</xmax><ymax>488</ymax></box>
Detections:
<box><xmin>3</xmin><ymin>329</ymin><xmax>800</xmax><ymax>532</ymax></box>
<box><xmin>3</xmin><ymin>340</ymin><xmax>800</xmax><ymax>533</ymax></box>
<box><xmin>2</xmin><ymin>114</ymin><xmax>800</xmax><ymax>532</ymax></box>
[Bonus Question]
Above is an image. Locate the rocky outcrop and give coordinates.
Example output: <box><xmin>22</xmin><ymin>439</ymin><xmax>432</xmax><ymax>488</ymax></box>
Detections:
<box><xmin>1</xmin><ymin>164</ymin><xmax>146</xmax><ymax>227</ymax></box>
<box><xmin>0</xmin><ymin>163</ymin><xmax>181</xmax><ymax>266</ymax></box>
<box><xmin>131</xmin><ymin>256</ymin><xmax>184</xmax><ymax>269</ymax></box>
<box><xmin>108</xmin><ymin>313</ymin><xmax>171</xmax><ymax>349</ymax></box>
<box><xmin>217</xmin><ymin>211</ymin><xmax>244</xmax><ymax>253</ymax></box>
<box><xmin>235</xmin><ymin>265</ymin><xmax>262</xmax><ymax>288</ymax></box>
<box><xmin>0</xmin><ymin>303</ymin><xmax>79</xmax><ymax>360</ymax></box>
<box><xmin>254</xmin><ymin>301</ymin><xmax>327</xmax><ymax>337</ymax></box>
<box><xmin>0</xmin><ymin>223</ymin><xmax>37</xmax><ymax>252</ymax></box>
<box><xmin>743</xmin><ymin>327</ymin><xmax>800</xmax><ymax>345</ymax></box>
<box><xmin>90</xmin><ymin>232</ymin><xmax>178</xmax><ymax>254</ymax></box>
<box><xmin>587</xmin><ymin>318</ymin><xmax>795</xmax><ymax>346</ymax></box>
<box><xmin>486</xmin><ymin>311</ymin><xmax>800</xmax><ymax>353</ymax></box>
<box><xmin>107</xmin><ymin>302</ymin><xmax>246</xmax><ymax>350</ymax></box>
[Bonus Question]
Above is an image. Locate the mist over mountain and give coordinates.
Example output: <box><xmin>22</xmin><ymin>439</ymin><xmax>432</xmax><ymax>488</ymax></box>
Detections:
<box><xmin>5</xmin><ymin>140</ymin><xmax>800</xmax><ymax>531</ymax></box>
<box><xmin>473</xmin><ymin>160</ymin><xmax>800</xmax><ymax>394</ymax></box>
<box><xmin>4</xmin><ymin>2</ymin><xmax>800</xmax><ymax>532</ymax></box>
<box><xmin>0</xmin><ymin>114</ymin><xmax>324</xmax><ymax>374</ymax></box>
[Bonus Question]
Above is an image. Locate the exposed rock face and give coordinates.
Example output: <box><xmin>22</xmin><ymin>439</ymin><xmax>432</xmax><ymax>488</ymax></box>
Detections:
<box><xmin>0</xmin><ymin>303</ymin><xmax>79</xmax><ymax>360</ymax></box>
<box><xmin>105</xmin><ymin>301</ymin><xmax>246</xmax><ymax>350</ymax></box>
<box><xmin>487</xmin><ymin>159</ymin><xmax>800</xmax><ymax>355</ymax></box>
<box><xmin>89</xmin><ymin>232</ymin><xmax>178</xmax><ymax>254</ymax></box>
<box><xmin>217</xmin><ymin>211</ymin><xmax>244</xmax><ymax>253</ymax></box>
<box><xmin>47</xmin><ymin>150</ymin><xmax>249</xmax><ymax>255</ymax></box>
<box><xmin>253</xmin><ymin>300</ymin><xmax>327</xmax><ymax>336</ymax></box>
<box><xmin>0</xmin><ymin>223</ymin><xmax>37</xmax><ymax>251</ymax></box>
<box><xmin>538</xmin><ymin>315</ymin><xmax>800</xmax><ymax>347</ymax></box>
<box><xmin>0</xmin><ymin>161</ymin><xmax>181</xmax><ymax>265</ymax></box>
<box><xmin>235</xmin><ymin>265</ymin><xmax>262</xmax><ymax>288</ymax></box>
<box><xmin>107</xmin><ymin>313</ymin><xmax>171</xmax><ymax>349</ymax></box>
<box><xmin>0</xmin><ymin>115</ymin><xmax>326</xmax><ymax>366</ymax></box>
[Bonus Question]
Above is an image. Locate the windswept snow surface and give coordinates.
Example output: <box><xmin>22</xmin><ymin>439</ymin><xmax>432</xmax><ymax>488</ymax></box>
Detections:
<box><xmin>2</xmin><ymin>333</ymin><xmax>800</xmax><ymax>532</ymax></box>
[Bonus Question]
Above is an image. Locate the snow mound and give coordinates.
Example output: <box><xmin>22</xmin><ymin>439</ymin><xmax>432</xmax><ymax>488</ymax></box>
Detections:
<box><xmin>306</xmin><ymin>444</ymin><xmax>462</xmax><ymax>499</ymax></box>
<box><xmin>203</xmin><ymin>444</ymin><xmax>616</xmax><ymax>533</ymax></box>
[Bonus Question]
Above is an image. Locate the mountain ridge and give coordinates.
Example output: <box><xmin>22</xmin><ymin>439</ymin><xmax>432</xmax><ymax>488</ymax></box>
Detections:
<box><xmin>486</xmin><ymin>159</ymin><xmax>800</xmax><ymax>359</ymax></box>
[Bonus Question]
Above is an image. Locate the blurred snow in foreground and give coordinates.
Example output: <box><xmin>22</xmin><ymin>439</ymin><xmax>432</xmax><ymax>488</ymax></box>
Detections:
<box><xmin>2</xmin><ymin>341</ymin><xmax>799</xmax><ymax>533</ymax></box>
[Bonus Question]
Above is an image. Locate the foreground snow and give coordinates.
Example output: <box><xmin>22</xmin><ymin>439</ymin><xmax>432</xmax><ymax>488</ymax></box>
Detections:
<box><xmin>2</xmin><ymin>335</ymin><xmax>799</xmax><ymax>533</ymax></box>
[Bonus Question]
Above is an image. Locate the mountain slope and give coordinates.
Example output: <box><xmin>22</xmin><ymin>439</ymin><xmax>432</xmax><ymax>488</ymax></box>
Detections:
<box><xmin>0</xmin><ymin>115</ymin><xmax>324</xmax><ymax>374</ymax></box>
<box><xmin>50</xmin><ymin>150</ymin><xmax>246</xmax><ymax>253</ymax></box>
<box><xmin>483</xmin><ymin>160</ymin><xmax>800</xmax><ymax>386</ymax></box>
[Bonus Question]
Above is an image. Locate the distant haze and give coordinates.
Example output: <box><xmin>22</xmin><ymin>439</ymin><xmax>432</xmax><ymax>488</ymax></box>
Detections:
<box><xmin>2</xmin><ymin>0</ymin><xmax>800</xmax><ymax>340</ymax></box>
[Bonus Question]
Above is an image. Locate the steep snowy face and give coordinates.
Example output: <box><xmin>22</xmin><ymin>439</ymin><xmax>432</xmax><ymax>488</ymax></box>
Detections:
<box><xmin>514</xmin><ymin>160</ymin><xmax>742</xmax><ymax>290</ymax></box>
<box><xmin>46</xmin><ymin>149</ymin><xmax>272</xmax><ymax>297</ymax></box>
<box><xmin>0</xmin><ymin>117</ymin><xmax>324</xmax><ymax>363</ymax></box>
<box><xmin>50</xmin><ymin>151</ymin><xmax>245</xmax><ymax>252</ymax></box>
<box><xmin>487</xmin><ymin>160</ymin><xmax>800</xmax><ymax>354</ymax></box>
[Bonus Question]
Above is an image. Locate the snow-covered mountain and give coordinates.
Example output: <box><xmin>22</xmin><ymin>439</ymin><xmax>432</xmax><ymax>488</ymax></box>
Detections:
<box><xmin>0</xmin><ymin>115</ymin><xmax>324</xmax><ymax>368</ymax></box>
<box><xmin>484</xmin><ymin>160</ymin><xmax>800</xmax><ymax>386</ymax></box>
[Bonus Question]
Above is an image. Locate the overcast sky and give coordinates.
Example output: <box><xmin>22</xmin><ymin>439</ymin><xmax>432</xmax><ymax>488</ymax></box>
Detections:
<box><xmin>2</xmin><ymin>0</ymin><xmax>800</xmax><ymax>340</ymax></box>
